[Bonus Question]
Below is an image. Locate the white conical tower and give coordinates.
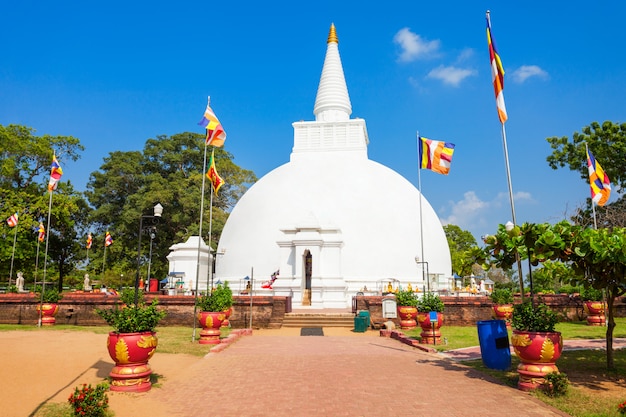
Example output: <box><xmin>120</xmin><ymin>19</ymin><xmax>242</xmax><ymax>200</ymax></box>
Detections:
<box><xmin>313</xmin><ymin>24</ymin><xmax>352</xmax><ymax>122</ymax></box>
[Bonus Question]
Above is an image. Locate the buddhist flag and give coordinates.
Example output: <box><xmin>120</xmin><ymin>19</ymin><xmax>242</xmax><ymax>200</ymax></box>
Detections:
<box><xmin>105</xmin><ymin>231</ymin><xmax>113</xmax><ymax>247</ymax></box>
<box><xmin>6</xmin><ymin>212</ymin><xmax>18</xmax><ymax>227</ymax></box>
<box><xmin>586</xmin><ymin>148</ymin><xmax>611</xmax><ymax>206</ymax></box>
<box><xmin>48</xmin><ymin>154</ymin><xmax>63</xmax><ymax>191</ymax></box>
<box><xmin>86</xmin><ymin>233</ymin><xmax>93</xmax><ymax>249</ymax></box>
<box><xmin>418</xmin><ymin>135</ymin><xmax>455</xmax><ymax>175</ymax></box>
<box><xmin>206</xmin><ymin>149</ymin><xmax>225</xmax><ymax>195</ymax></box>
<box><xmin>38</xmin><ymin>223</ymin><xmax>45</xmax><ymax>242</ymax></box>
<box><xmin>486</xmin><ymin>11</ymin><xmax>508</xmax><ymax>124</ymax></box>
<box><xmin>198</xmin><ymin>96</ymin><xmax>226</xmax><ymax>147</ymax></box>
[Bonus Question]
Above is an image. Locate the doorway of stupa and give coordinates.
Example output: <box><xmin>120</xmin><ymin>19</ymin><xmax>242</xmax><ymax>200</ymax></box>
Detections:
<box><xmin>302</xmin><ymin>250</ymin><xmax>312</xmax><ymax>305</ymax></box>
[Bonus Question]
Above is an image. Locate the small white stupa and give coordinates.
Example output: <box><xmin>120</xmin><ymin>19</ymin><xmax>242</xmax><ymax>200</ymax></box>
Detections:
<box><xmin>215</xmin><ymin>24</ymin><xmax>452</xmax><ymax>308</ymax></box>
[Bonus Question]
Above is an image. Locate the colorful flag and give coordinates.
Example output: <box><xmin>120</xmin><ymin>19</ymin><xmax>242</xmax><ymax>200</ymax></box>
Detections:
<box><xmin>48</xmin><ymin>154</ymin><xmax>64</xmax><ymax>191</ymax></box>
<box><xmin>418</xmin><ymin>135</ymin><xmax>455</xmax><ymax>175</ymax></box>
<box><xmin>198</xmin><ymin>96</ymin><xmax>227</xmax><ymax>147</ymax></box>
<box><xmin>206</xmin><ymin>149</ymin><xmax>225</xmax><ymax>195</ymax></box>
<box><xmin>6</xmin><ymin>212</ymin><xmax>18</xmax><ymax>227</ymax></box>
<box><xmin>38</xmin><ymin>223</ymin><xmax>45</xmax><ymax>242</ymax></box>
<box><xmin>86</xmin><ymin>233</ymin><xmax>93</xmax><ymax>249</ymax></box>
<box><xmin>586</xmin><ymin>148</ymin><xmax>611</xmax><ymax>206</ymax></box>
<box><xmin>486</xmin><ymin>12</ymin><xmax>508</xmax><ymax>124</ymax></box>
<box><xmin>105</xmin><ymin>231</ymin><xmax>113</xmax><ymax>247</ymax></box>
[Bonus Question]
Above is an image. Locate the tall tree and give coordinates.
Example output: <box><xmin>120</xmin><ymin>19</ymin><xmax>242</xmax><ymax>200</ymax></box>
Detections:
<box><xmin>443</xmin><ymin>224</ymin><xmax>477</xmax><ymax>277</ymax></box>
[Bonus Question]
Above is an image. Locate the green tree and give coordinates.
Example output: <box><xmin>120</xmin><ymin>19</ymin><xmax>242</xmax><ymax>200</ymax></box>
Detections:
<box><xmin>481</xmin><ymin>221</ymin><xmax>626</xmax><ymax>370</ymax></box>
<box><xmin>85</xmin><ymin>132</ymin><xmax>257</xmax><ymax>282</ymax></box>
<box><xmin>443</xmin><ymin>224</ymin><xmax>477</xmax><ymax>277</ymax></box>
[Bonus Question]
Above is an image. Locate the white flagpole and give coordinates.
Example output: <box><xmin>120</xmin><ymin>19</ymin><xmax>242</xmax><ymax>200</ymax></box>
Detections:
<box><xmin>8</xmin><ymin>222</ymin><xmax>18</xmax><ymax>287</ymax></box>
<box><xmin>35</xmin><ymin>237</ymin><xmax>41</xmax><ymax>285</ymax></box>
<box><xmin>585</xmin><ymin>143</ymin><xmax>599</xmax><ymax>229</ymax></box>
<box><xmin>192</xmin><ymin>141</ymin><xmax>209</xmax><ymax>342</ymax></box>
<box><xmin>40</xmin><ymin>190</ymin><xmax>54</xmax><ymax>327</ymax></box>
<box><xmin>416</xmin><ymin>132</ymin><xmax>427</xmax><ymax>293</ymax></box>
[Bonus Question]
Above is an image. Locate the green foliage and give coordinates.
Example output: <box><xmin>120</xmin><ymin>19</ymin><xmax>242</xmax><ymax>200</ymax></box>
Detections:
<box><xmin>443</xmin><ymin>224</ymin><xmax>478</xmax><ymax>277</ymax></box>
<box><xmin>39</xmin><ymin>287</ymin><xmax>62</xmax><ymax>303</ymax></box>
<box><xmin>512</xmin><ymin>301</ymin><xmax>558</xmax><ymax>333</ymax></box>
<box><xmin>542</xmin><ymin>372</ymin><xmax>569</xmax><ymax>397</ymax></box>
<box><xmin>395</xmin><ymin>289</ymin><xmax>418</xmax><ymax>307</ymax></box>
<box><xmin>417</xmin><ymin>292</ymin><xmax>445</xmax><ymax>313</ymax></box>
<box><xmin>96</xmin><ymin>289</ymin><xmax>166</xmax><ymax>333</ymax></box>
<box><xmin>580</xmin><ymin>287</ymin><xmax>603</xmax><ymax>301</ymax></box>
<box><xmin>489</xmin><ymin>288</ymin><xmax>513</xmax><ymax>304</ymax></box>
<box><xmin>196</xmin><ymin>282</ymin><xmax>233</xmax><ymax>312</ymax></box>
<box><xmin>67</xmin><ymin>382</ymin><xmax>110</xmax><ymax>417</ymax></box>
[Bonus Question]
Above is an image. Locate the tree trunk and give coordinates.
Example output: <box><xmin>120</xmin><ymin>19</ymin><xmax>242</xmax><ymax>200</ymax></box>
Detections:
<box><xmin>605</xmin><ymin>288</ymin><xmax>616</xmax><ymax>370</ymax></box>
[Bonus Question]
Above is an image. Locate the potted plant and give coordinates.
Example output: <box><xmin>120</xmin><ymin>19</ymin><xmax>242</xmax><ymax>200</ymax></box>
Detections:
<box><xmin>394</xmin><ymin>289</ymin><xmax>419</xmax><ymax>329</ymax></box>
<box><xmin>416</xmin><ymin>292</ymin><xmax>445</xmax><ymax>344</ymax></box>
<box><xmin>196</xmin><ymin>282</ymin><xmax>233</xmax><ymax>344</ymax></box>
<box><xmin>96</xmin><ymin>289</ymin><xmax>166</xmax><ymax>392</ymax></box>
<box><xmin>580</xmin><ymin>287</ymin><xmax>605</xmax><ymax>326</ymax></box>
<box><xmin>510</xmin><ymin>300</ymin><xmax>563</xmax><ymax>391</ymax></box>
<box><xmin>489</xmin><ymin>288</ymin><xmax>514</xmax><ymax>323</ymax></box>
<box><xmin>37</xmin><ymin>286</ymin><xmax>63</xmax><ymax>326</ymax></box>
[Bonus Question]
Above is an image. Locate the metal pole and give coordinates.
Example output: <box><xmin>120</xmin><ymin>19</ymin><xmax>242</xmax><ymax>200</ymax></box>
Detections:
<box><xmin>147</xmin><ymin>232</ymin><xmax>155</xmax><ymax>286</ymax></box>
<box><xmin>134</xmin><ymin>216</ymin><xmax>144</xmax><ymax>306</ymax></box>
<box><xmin>249</xmin><ymin>267</ymin><xmax>254</xmax><ymax>329</ymax></box>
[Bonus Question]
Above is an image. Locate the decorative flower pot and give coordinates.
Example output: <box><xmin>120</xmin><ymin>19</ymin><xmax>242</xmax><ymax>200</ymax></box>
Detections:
<box><xmin>197</xmin><ymin>311</ymin><xmax>225</xmax><ymax>344</ymax></box>
<box><xmin>492</xmin><ymin>304</ymin><xmax>514</xmax><ymax>327</ymax></box>
<box><xmin>511</xmin><ymin>330</ymin><xmax>563</xmax><ymax>391</ymax></box>
<box><xmin>106</xmin><ymin>331</ymin><xmax>158</xmax><ymax>392</ymax></box>
<box><xmin>36</xmin><ymin>303</ymin><xmax>59</xmax><ymax>326</ymax></box>
<box><xmin>397</xmin><ymin>306</ymin><xmax>418</xmax><ymax>329</ymax></box>
<box><xmin>417</xmin><ymin>311</ymin><xmax>444</xmax><ymax>344</ymax></box>
<box><xmin>583</xmin><ymin>301</ymin><xmax>605</xmax><ymax>326</ymax></box>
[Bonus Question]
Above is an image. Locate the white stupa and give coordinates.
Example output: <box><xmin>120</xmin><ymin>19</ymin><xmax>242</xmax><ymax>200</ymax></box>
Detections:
<box><xmin>215</xmin><ymin>24</ymin><xmax>452</xmax><ymax>308</ymax></box>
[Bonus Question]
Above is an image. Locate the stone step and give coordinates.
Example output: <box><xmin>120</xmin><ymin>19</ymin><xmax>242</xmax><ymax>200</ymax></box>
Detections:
<box><xmin>282</xmin><ymin>313</ymin><xmax>356</xmax><ymax>328</ymax></box>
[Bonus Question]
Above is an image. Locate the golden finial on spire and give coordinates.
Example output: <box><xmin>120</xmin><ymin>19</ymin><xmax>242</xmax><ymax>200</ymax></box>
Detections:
<box><xmin>327</xmin><ymin>23</ymin><xmax>338</xmax><ymax>44</ymax></box>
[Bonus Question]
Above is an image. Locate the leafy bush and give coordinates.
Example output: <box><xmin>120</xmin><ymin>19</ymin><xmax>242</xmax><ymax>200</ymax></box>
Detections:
<box><xmin>542</xmin><ymin>372</ymin><xmax>569</xmax><ymax>397</ymax></box>
<box><xmin>489</xmin><ymin>288</ymin><xmax>513</xmax><ymax>304</ymax></box>
<box><xmin>511</xmin><ymin>301</ymin><xmax>558</xmax><ymax>332</ymax></box>
<box><xmin>417</xmin><ymin>292</ymin><xmax>445</xmax><ymax>313</ymax></box>
<box><xmin>38</xmin><ymin>287</ymin><xmax>62</xmax><ymax>303</ymax></box>
<box><xmin>96</xmin><ymin>289</ymin><xmax>166</xmax><ymax>333</ymax></box>
<box><xmin>580</xmin><ymin>287</ymin><xmax>603</xmax><ymax>301</ymax></box>
<box><xmin>197</xmin><ymin>282</ymin><xmax>233</xmax><ymax>312</ymax></box>
<box><xmin>395</xmin><ymin>289</ymin><xmax>418</xmax><ymax>307</ymax></box>
<box><xmin>68</xmin><ymin>382</ymin><xmax>110</xmax><ymax>417</ymax></box>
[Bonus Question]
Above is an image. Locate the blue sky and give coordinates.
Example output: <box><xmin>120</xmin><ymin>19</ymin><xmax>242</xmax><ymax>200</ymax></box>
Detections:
<box><xmin>2</xmin><ymin>1</ymin><xmax>625</xmax><ymax>243</ymax></box>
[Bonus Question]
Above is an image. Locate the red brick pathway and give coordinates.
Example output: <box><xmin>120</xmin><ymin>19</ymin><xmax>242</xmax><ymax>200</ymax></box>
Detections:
<box><xmin>152</xmin><ymin>333</ymin><xmax>569</xmax><ymax>417</ymax></box>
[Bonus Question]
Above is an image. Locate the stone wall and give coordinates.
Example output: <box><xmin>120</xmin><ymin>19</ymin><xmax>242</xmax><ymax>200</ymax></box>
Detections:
<box><xmin>1</xmin><ymin>292</ymin><xmax>624</xmax><ymax>328</ymax></box>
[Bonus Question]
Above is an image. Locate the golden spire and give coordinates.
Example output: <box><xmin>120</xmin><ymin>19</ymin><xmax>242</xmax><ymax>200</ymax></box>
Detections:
<box><xmin>327</xmin><ymin>23</ymin><xmax>338</xmax><ymax>44</ymax></box>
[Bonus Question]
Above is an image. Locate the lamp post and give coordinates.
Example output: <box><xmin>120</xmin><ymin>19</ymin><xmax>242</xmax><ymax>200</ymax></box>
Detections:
<box><xmin>147</xmin><ymin>231</ymin><xmax>156</xmax><ymax>289</ymax></box>
<box><xmin>415</xmin><ymin>256</ymin><xmax>430</xmax><ymax>293</ymax></box>
<box><xmin>134</xmin><ymin>203</ymin><xmax>163</xmax><ymax>306</ymax></box>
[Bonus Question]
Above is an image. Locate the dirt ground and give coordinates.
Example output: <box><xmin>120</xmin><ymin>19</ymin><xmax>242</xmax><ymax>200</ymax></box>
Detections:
<box><xmin>0</xmin><ymin>327</ymin><xmax>369</xmax><ymax>417</ymax></box>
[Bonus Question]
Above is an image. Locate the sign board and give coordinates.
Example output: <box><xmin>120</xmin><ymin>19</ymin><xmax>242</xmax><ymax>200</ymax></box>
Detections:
<box><xmin>429</xmin><ymin>311</ymin><xmax>438</xmax><ymax>322</ymax></box>
<box><xmin>382</xmin><ymin>298</ymin><xmax>397</xmax><ymax>318</ymax></box>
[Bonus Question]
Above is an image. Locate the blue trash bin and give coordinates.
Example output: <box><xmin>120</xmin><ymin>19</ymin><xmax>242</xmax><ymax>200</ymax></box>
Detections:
<box><xmin>476</xmin><ymin>320</ymin><xmax>511</xmax><ymax>370</ymax></box>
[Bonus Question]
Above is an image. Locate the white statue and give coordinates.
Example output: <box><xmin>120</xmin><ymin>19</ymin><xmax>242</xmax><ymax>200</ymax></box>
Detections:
<box><xmin>83</xmin><ymin>274</ymin><xmax>92</xmax><ymax>291</ymax></box>
<box><xmin>16</xmin><ymin>272</ymin><xmax>25</xmax><ymax>292</ymax></box>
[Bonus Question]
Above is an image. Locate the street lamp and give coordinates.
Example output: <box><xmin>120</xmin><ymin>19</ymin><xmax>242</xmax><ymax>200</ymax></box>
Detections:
<box><xmin>147</xmin><ymin>231</ymin><xmax>156</xmax><ymax>289</ymax></box>
<box><xmin>134</xmin><ymin>203</ymin><xmax>163</xmax><ymax>306</ymax></box>
<box><xmin>415</xmin><ymin>256</ymin><xmax>430</xmax><ymax>293</ymax></box>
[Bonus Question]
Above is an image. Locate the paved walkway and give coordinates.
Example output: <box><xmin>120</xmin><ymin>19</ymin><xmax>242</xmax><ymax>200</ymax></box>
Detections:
<box><xmin>144</xmin><ymin>329</ymin><xmax>570</xmax><ymax>417</ymax></box>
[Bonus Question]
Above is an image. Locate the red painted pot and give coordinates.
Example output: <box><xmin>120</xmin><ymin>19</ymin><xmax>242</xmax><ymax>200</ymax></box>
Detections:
<box><xmin>584</xmin><ymin>301</ymin><xmax>605</xmax><ymax>326</ymax></box>
<box><xmin>417</xmin><ymin>312</ymin><xmax>444</xmax><ymax>344</ymax></box>
<box><xmin>221</xmin><ymin>307</ymin><xmax>233</xmax><ymax>328</ymax></box>
<box><xmin>511</xmin><ymin>330</ymin><xmax>563</xmax><ymax>391</ymax></box>
<box><xmin>492</xmin><ymin>304</ymin><xmax>513</xmax><ymax>324</ymax></box>
<box><xmin>397</xmin><ymin>306</ymin><xmax>418</xmax><ymax>329</ymax></box>
<box><xmin>197</xmin><ymin>311</ymin><xmax>225</xmax><ymax>344</ymax></box>
<box><xmin>106</xmin><ymin>331</ymin><xmax>158</xmax><ymax>392</ymax></box>
<box><xmin>36</xmin><ymin>303</ymin><xmax>59</xmax><ymax>326</ymax></box>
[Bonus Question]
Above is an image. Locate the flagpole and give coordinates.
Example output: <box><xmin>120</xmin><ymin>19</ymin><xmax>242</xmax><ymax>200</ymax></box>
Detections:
<box><xmin>585</xmin><ymin>143</ymin><xmax>599</xmax><ymax>229</ymax></box>
<box><xmin>102</xmin><ymin>243</ymin><xmax>107</xmax><ymax>277</ymax></box>
<box><xmin>192</xmin><ymin>142</ymin><xmax>209</xmax><ymax>343</ymax></box>
<box><xmin>40</xmin><ymin>190</ymin><xmax>54</xmax><ymax>327</ymax></box>
<box><xmin>35</xmin><ymin>238</ymin><xmax>41</xmax><ymax>285</ymax></box>
<box><xmin>207</xmin><ymin>152</ymin><xmax>216</xmax><ymax>293</ymax></box>
<box><xmin>8</xmin><ymin>222</ymin><xmax>18</xmax><ymax>287</ymax></box>
<box><xmin>416</xmin><ymin>132</ymin><xmax>427</xmax><ymax>293</ymax></box>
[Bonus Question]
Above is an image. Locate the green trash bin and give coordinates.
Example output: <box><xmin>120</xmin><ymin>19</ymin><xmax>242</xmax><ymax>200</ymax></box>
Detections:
<box><xmin>354</xmin><ymin>315</ymin><xmax>367</xmax><ymax>332</ymax></box>
<box><xmin>358</xmin><ymin>310</ymin><xmax>370</xmax><ymax>329</ymax></box>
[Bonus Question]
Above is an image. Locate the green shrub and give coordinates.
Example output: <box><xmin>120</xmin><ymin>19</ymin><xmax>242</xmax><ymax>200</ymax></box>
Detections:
<box><xmin>489</xmin><ymin>288</ymin><xmax>513</xmax><ymax>304</ymax></box>
<box><xmin>417</xmin><ymin>292</ymin><xmax>445</xmax><ymax>313</ymax></box>
<box><xmin>580</xmin><ymin>287</ymin><xmax>603</xmax><ymax>301</ymax></box>
<box><xmin>512</xmin><ymin>301</ymin><xmax>558</xmax><ymax>332</ymax></box>
<box><xmin>197</xmin><ymin>282</ymin><xmax>233</xmax><ymax>312</ymax></box>
<box><xmin>96</xmin><ymin>289</ymin><xmax>166</xmax><ymax>333</ymax></box>
<box><xmin>395</xmin><ymin>289</ymin><xmax>418</xmax><ymax>307</ymax></box>
<box><xmin>68</xmin><ymin>382</ymin><xmax>110</xmax><ymax>417</ymax></box>
<box><xmin>542</xmin><ymin>372</ymin><xmax>569</xmax><ymax>397</ymax></box>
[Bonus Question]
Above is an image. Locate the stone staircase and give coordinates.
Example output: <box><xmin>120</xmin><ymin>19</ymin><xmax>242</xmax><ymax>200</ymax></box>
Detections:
<box><xmin>282</xmin><ymin>312</ymin><xmax>355</xmax><ymax>328</ymax></box>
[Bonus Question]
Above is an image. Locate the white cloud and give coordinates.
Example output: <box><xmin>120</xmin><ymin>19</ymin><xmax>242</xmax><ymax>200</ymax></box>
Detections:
<box><xmin>441</xmin><ymin>191</ymin><xmax>488</xmax><ymax>228</ymax></box>
<box><xmin>427</xmin><ymin>65</ymin><xmax>476</xmax><ymax>86</ymax></box>
<box><xmin>510</xmin><ymin>65</ymin><xmax>549</xmax><ymax>83</ymax></box>
<box><xmin>393</xmin><ymin>27</ymin><xmax>440</xmax><ymax>62</ymax></box>
<box><xmin>456</xmin><ymin>48</ymin><xmax>474</xmax><ymax>62</ymax></box>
